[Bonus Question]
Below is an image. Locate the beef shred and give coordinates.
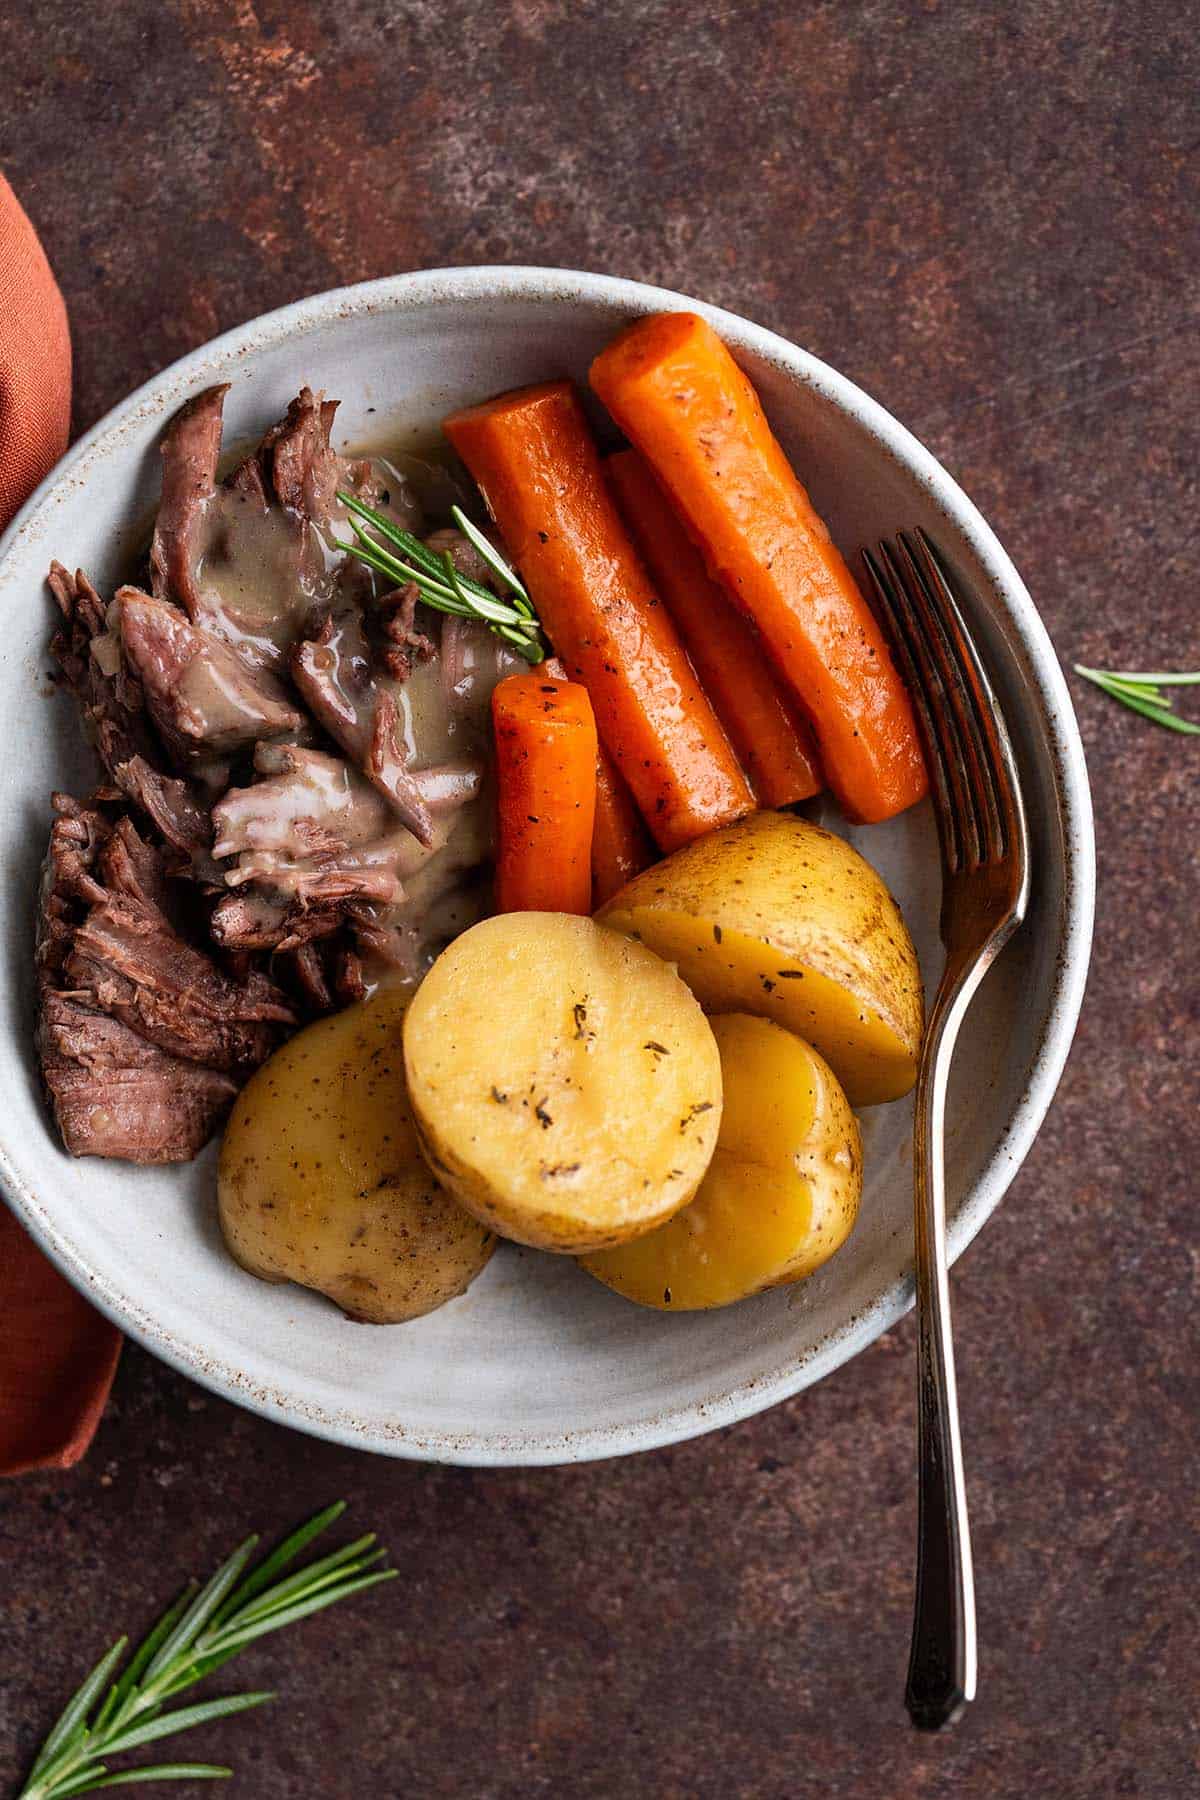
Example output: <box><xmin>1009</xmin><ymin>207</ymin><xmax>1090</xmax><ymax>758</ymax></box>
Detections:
<box><xmin>38</xmin><ymin>385</ymin><xmax>489</xmax><ymax>1162</ymax></box>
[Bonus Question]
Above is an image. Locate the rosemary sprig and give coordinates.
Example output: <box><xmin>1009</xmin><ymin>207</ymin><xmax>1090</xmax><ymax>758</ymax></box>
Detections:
<box><xmin>1074</xmin><ymin>666</ymin><xmax>1200</xmax><ymax>735</ymax></box>
<box><xmin>18</xmin><ymin>1503</ymin><xmax>395</xmax><ymax>1800</ymax></box>
<box><xmin>335</xmin><ymin>493</ymin><xmax>544</xmax><ymax>663</ymax></box>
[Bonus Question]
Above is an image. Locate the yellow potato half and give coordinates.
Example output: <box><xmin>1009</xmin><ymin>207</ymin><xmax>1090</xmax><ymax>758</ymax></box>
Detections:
<box><xmin>403</xmin><ymin>913</ymin><xmax>722</xmax><ymax>1253</ymax></box>
<box><xmin>219</xmin><ymin>988</ymin><xmax>494</xmax><ymax>1323</ymax></box>
<box><xmin>597</xmin><ymin>810</ymin><xmax>923</xmax><ymax>1105</ymax></box>
<box><xmin>582</xmin><ymin>1013</ymin><xmax>862</xmax><ymax>1309</ymax></box>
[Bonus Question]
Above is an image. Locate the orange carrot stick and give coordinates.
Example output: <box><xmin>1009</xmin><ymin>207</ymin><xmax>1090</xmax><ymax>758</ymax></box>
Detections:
<box><xmin>541</xmin><ymin>658</ymin><xmax>652</xmax><ymax>904</ymax></box>
<box><xmin>606</xmin><ymin>447</ymin><xmax>823</xmax><ymax>809</ymax></box>
<box><xmin>591</xmin><ymin>744</ymin><xmax>655</xmax><ymax>907</ymax></box>
<box><xmin>590</xmin><ymin>314</ymin><xmax>927</xmax><ymax>824</ymax></box>
<box><xmin>445</xmin><ymin>381</ymin><xmax>755</xmax><ymax>853</ymax></box>
<box><xmin>492</xmin><ymin>670</ymin><xmax>598</xmax><ymax>915</ymax></box>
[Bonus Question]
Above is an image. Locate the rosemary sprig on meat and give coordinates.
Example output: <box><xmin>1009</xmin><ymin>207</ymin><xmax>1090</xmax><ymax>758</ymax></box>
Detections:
<box><xmin>335</xmin><ymin>494</ymin><xmax>545</xmax><ymax>663</ymax></box>
<box><xmin>17</xmin><ymin>1503</ymin><xmax>395</xmax><ymax>1799</ymax></box>
<box><xmin>1074</xmin><ymin>666</ymin><xmax>1200</xmax><ymax>734</ymax></box>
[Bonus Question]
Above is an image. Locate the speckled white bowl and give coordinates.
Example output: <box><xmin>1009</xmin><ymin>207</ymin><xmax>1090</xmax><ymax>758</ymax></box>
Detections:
<box><xmin>0</xmin><ymin>269</ymin><xmax>1094</xmax><ymax>1464</ymax></box>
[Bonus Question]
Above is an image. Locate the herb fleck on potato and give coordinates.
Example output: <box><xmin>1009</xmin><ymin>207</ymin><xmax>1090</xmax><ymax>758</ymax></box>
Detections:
<box><xmin>403</xmin><ymin>913</ymin><xmax>723</xmax><ymax>1253</ymax></box>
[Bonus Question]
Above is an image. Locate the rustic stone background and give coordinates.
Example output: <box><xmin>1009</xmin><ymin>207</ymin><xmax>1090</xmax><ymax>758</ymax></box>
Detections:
<box><xmin>1</xmin><ymin>2</ymin><xmax>1197</xmax><ymax>1795</ymax></box>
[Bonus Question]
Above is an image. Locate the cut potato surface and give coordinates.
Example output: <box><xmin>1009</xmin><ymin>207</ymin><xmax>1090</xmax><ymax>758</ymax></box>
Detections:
<box><xmin>597</xmin><ymin>810</ymin><xmax>923</xmax><ymax>1106</ymax></box>
<box><xmin>403</xmin><ymin>912</ymin><xmax>722</xmax><ymax>1253</ymax></box>
<box><xmin>583</xmin><ymin>1013</ymin><xmax>862</xmax><ymax>1309</ymax></box>
<box><xmin>219</xmin><ymin>988</ymin><xmax>494</xmax><ymax>1324</ymax></box>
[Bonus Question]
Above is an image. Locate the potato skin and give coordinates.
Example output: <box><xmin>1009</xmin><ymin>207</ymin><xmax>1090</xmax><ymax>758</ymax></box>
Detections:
<box><xmin>403</xmin><ymin>913</ymin><xmax>723</xmax><ymax>1253</ymax></box>
<box><xmin>582</xmin><ymin>1013</ymin><xmax>862</xmax><ymax>1309</ymax></box>
<box><xmin>597</xmin><ymin>810</ymin><xmax>923</xmax><ymax>1106</ymax></box>
<box><xmin>218</xmin><ymin>988</ymin><xmax>494</xmax><ymax>1324</ymax></box>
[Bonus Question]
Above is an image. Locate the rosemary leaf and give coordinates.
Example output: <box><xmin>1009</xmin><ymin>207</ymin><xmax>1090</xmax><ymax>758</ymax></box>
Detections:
<box><xmin>223</xmin><ymin>1537</ymin><xmax>381</xmax><ymax>1627</ymax></box>
<box><xmin>151</xmin><ymin>1649</ymin><xmax>245</xmax><ymax>1705</ymax></box>
<box><xmin>494</xmin><ymin>624</ymin><xmax>546</xmax><ymax>663</ymax></box>
<box><xmin>97</xmin><ymin>1694</ymin><xmax>273</xmax><ymax>1759</ymax></box>
<box><xmin>345</xmin><ymin>524</ymin><xmax>459</xmax><ymax>602</ymax></box>
<box><xmin>63</xmin><ymin>1767</ymin><xmax>232</xmax><ymax>1792</ymax></box>
<box><xmin>206</xmin><ymin>1569</ymin><xmax>398</xmax><ymax>1655</ymax></box>
<box><xmin>1082</xmin><ymin>667</ymin><xmax>1200</xmax><ymax>685</ymax></box>
<box><xmin>332</xmin><ymin>535</ymin><xmax>474</xmax><ymax>617</ymax></box>
<box><xmin>143</xmin><ymin>1542</ymin><xmax>258</xmax><ymax>1683</ymax></box>
<box><xmin>1106</xmin><ymin>689</ymin><xmax>1200</xmax><ymax>734</ymax></box>
<box><xmin>112</xmin><ymin>1588</ymin><xmax>199</xmax><ymax>1711</ymax></box>
<box><xmin>1090</xmin><ymin>673</ymin><xmax>1168</xmax><ymax>704</ymax></box>
<box><xmin>450</xmin><ymin>505</ymin><xmax>530</xmax><ymax>605</ymax></box>
<box><xmin>212</xmin><ymin>1503</ymin><xmax>346</xmax><ymax>1625</ymax></box>
<box><xmin>338</xmin><ymin>491</ymin><xmax>447</xmax><ymax>581</ymax></box>
<box><xmin>42</xmin><ymin>1767</ymin><xmax>110</xmax><ymax>1800</ymax></box>
<box><xmin>438</xmin><ymin>552</ymin><xmax>528</xmax><ymax>627</ymax></box>
<box><xmin>25</xmin><ymin>1639</ymin><xmax>129</xmax><ymax>1784</ymax></box>
<box><xmin>1074</xmin><ymin>664</ymin><xmax>1200</xmax><ymax>734</ymax></box>
<box><xmin>89</xmin><ymin>1690</ymin><xmax>122</xmax><ymax>1740</ymax></box>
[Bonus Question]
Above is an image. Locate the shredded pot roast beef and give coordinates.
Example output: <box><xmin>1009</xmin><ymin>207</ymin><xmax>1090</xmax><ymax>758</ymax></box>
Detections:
<box><xmin>39</xmin><ymin>385</ymin><xmax>517</xmax><ymax>1162</ymax></box>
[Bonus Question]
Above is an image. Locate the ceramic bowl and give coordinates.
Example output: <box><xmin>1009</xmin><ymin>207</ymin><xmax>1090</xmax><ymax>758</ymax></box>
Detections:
<box><xmin>0</xmin><ymin>269</ymin><xmax>1094</xmax><ymax>1464</ymax></box>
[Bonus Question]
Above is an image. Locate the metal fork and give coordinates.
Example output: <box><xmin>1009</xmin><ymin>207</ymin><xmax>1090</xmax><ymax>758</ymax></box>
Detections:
<box><xmin>862</xmin><ymin>531</ymin><xmax>1031</xmax><ymax>1731</ymax></box>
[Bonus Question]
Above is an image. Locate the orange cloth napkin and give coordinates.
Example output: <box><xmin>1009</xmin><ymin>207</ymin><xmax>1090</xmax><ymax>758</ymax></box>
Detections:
<box><xmin>0</xmin><ymin>172</ymin><xmax>123</xmax><ymax>1475</ymax></box>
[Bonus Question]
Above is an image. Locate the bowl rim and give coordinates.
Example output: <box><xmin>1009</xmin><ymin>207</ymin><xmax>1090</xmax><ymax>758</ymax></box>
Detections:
<box><xmin>0</xmin><ymin>265</ymin><xmax>1095</xmax><ymax>1465</ymax></box>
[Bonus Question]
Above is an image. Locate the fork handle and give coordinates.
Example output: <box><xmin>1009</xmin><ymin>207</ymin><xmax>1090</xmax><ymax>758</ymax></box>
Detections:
<box><xmin>906</xmin><ymin>986</ymin><xmax>977</xmax><ymax>1730</ymax></box>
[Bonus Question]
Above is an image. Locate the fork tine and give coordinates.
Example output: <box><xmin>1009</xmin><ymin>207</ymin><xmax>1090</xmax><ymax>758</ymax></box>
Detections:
<box><xmin>866</xmin><ymin>541</ymin><xmax>980</xmax><ymax>872</ymax></box>
<box><xmin>911</xmin><ymin>531</ymin><xmax>1027</xmax><ymax>873</ymax></box>
<box><xmin>861</xmin><ymin>546</ymin><xmax>961</xmax><ymax>873</ymax></box>
<box><xmin>892</xmin><ymin>535</ymin><xmax>991</xmax><ymax>869</ymax></box>
<box><xmin>882</xmin><ymin>539</ymin><xmax>986</xmax><ymax>869</ymax></box>
<box><xmin>900</xmin><ymin>534</ymin><xmax>1003</xmax><ymax>862</ymax></box>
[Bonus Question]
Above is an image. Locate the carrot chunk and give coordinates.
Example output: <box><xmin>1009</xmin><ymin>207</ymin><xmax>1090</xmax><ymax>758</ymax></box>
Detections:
<box><xmin>590</xmin><ymin>314</ymin><xmax>927</xmax><ymax>823</ymax></box>
<box><xmin>606</xmin><ymin>447</ymin><xmax>822</xmax><ymax>809</ymax></box>
<box><xmin>591</xmin><ymin>744</ymin><xmax>656</xmax><ymax>907</ymax></box>
<box><xmin>445</xmin><ymin>380</ymin><xmax>755</xmax><ymax>852</ymax></box>
<box><xmin>492</xmin><ymin>671</ymin><xmax>598</xmax><ymax>915</ymax></box>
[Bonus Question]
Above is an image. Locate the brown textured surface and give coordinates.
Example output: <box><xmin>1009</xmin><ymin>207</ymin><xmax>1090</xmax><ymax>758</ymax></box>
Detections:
<box><xmin>1</xmin><ymin>2</ymin><xmax>1197</xmax><ymax>1795</ymax></box>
